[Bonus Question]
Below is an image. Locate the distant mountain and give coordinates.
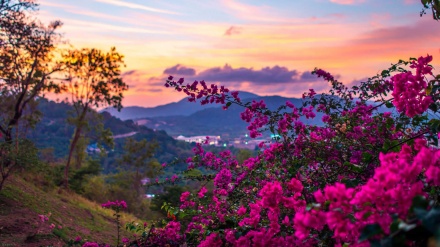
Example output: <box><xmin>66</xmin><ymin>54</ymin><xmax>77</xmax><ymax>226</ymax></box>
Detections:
<box><xmin>103</xmin><ymin>91</ymin><xmax>391</xmax><ymax>138</ymax></box>
<box><xmin>140</xmin><ymin>95</ymin><xmax>323</xmax><ymax>137</ymax></box>
<box><xmin>102</xmin><ymin>91</ymin><xmax>259</xmax><ymax>120</ymax></box>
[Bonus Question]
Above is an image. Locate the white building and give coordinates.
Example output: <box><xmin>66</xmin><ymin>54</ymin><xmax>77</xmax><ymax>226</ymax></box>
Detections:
<box><xmin>175</xmin><ymin>135</ymin><xmax>221</xmax><ymax>145</ymax></box>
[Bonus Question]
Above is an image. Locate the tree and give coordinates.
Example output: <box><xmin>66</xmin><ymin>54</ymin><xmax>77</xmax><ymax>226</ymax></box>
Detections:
<box><xmin>0</xmin><ymin>1</ymin><xmax>62</xmax><ymax>143</ymax></box>
<box><xmin>61</xmin><ymin>47</ymin><xmax>128</xmax><ymax>188</ymax></box>
<box><xmin>421</xmin><ymin>0</ymin><xmax>440</xmax><ymax>20</ymax></box>
<box><xmin>0</xmin><ymin>0</ymin><xmax>62</xmax><ymax>191</ymax></box>
<box><xmin>118</xmin><ymin>138</ymin><xmax>160</xmax><ymax>195</ymax></box>
<box><xmin>67</xmin><ymin>110</ymin><xmax>114</xmax><ymax>170</ymax></box>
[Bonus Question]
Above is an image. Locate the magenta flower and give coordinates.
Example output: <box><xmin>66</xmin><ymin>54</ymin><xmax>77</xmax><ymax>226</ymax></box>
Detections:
<box><xmin>82</xmin><ymin>242</ymin><xmax>99</xmax><ymax>247</ymax></box>
<box><xmin>237</xmin><ymin>206</ymin><xmax>247</xmax><ymax>216</ymax></box>
<box><xmin>101</xmin><ymin>200</ymin><xmax>127</xmax><ymax>209</ymax></box>
<box><xmin>197</xmin><ymin>186</ymin><xmax>208</xmax><ymax>198</ymax></box>
<box><xmin>391</xmin><ymin>55</ymin><xmax>433</xmax><ymax>117</ymax></box>
<box><xmin>38</xmin><ymin>214</ymin><xmax>48</xmax><ymax>222</ymax></box>
<box><xmin>180</xmin><ymin>191</ymin><xmax>191</xmax><ymax>202</ymax></box>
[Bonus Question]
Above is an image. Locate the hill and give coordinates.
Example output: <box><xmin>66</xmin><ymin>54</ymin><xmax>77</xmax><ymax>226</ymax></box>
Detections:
<box><xmin>29</xmin><ymin>99</ymin><xmax>195</xmax><ymax>162</ymax></box>
<box><xmin>0</xmin><ymin>175</ymin><xmax>140</xmax><ymax>246</ymax></box>
<box><xmin>139</xmin><ymin>95</ymin><xmax>323</xmax><ymax>137</ymax></box>
<box><xmin>101</xmin><ymin>91</ymin><xmax>259</xmax><ymax>120</ymax></box>
<box><xmin>28</xmin><ymin>99</ymin><xmax>241</xmax><ymax>174</ymax></box>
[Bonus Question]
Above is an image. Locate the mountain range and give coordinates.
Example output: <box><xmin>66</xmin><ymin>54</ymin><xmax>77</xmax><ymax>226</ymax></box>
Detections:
<box><xmin>102</xmin><ymin>92</ymin><xmax>323</xmax><ymax>137</ymax></box>
<box><xmin>103</xmin><ymin>91</ymin><xmax>260</xmax><ymax>120</ymax></box>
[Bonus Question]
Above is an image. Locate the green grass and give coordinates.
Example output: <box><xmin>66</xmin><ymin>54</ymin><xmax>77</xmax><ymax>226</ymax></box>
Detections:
<box><xmin>0</xmin><ymin>175</ymin><xmax>142</xmax><ymax>246</ymax></box>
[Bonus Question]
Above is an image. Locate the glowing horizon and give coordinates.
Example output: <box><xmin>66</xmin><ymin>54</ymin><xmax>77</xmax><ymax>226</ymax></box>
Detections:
<box><xmin>38</xmin><ymin>0</ymin><xmax>440</xmax><ymax>107</ymax></box>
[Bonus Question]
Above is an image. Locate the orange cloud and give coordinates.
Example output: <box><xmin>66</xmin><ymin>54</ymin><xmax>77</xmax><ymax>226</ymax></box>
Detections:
<box><xmin>39</xmin><ymin>0</ymin><xmax>440</xmax><ymax>107</ymax></box>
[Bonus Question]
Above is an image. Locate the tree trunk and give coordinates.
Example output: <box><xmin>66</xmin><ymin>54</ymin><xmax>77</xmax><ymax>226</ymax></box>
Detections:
<box><xmin>4</xmin><ymin>129</ymin><xmax>12</xmax><ymax>145</ymax></box>
<box><xmin>64</xmin><ymin>127</ymin><xmax>81</xmax><ymax>189</ymax></box>
<box><xmin>64</xmin><ymin>106</ymin><xmax>88</xmax><ymax>189</ymax></box>
<box><xmin>0</xmin><ymin>175</ymin><xmax>7</xmax><ymax>191</ymax></box>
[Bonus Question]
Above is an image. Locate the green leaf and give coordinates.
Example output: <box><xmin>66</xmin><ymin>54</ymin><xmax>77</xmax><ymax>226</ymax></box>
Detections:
<box><xmin>390</xmin><ymin>219</ymin><xmax>400</xmax><ymax>233</ymax></box>
<box><xmin>385</xmin><ymin>101</ymin><xmax>394</xmax><ymax>108</ymax></box>
<box><xmin>429</xmin><ymin>103</ymin><xmax>438</xmax><ymax>113</ymax></box>
<box><xmin>426</xmin><ymin>84</ymin><xmax>433</xmax><ymax>95</ymax></box>
<box><xmin>362</xmin><ymin>211</ymin><xmax>373</xmax><ymax>220</ymax></box>
<box><xmin>410</xmin><ymin>195</ymin><xmax>429</xmax><ymax>214</ymax></box>
<box><xmin>359</xmin><ymin>223</ymin><xmax>383</xmax><ymax>242</ymax></box>
<box><xmin>420</xmin><ymin>208</ymin><xmax>440</xmax><ymax>234</ymax></box>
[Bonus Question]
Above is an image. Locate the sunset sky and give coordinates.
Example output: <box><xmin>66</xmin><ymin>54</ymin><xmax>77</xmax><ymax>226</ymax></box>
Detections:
<box><xmin>38</xmin><ymin>0</ymin><xmax>440</xmax><ymax>107</ymax></box>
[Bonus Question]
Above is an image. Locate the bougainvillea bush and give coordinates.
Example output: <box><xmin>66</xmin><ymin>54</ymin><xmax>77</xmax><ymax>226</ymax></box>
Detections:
<box><xmin>104</xmin><ymin>55</ymin><xmax>439</xmax><ymax>247</ymax></box>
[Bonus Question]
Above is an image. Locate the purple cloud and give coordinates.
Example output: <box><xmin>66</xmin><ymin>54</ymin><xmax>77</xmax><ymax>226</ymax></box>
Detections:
<box><xmin>163</xmin><ymin>64</ymin><xmax>196</xmax><ymax>76</ymax></box>
<box><xmin>125</xmin><ymin>64</ymin><xmax>329</xmax><ymax>96</ymax></box>
<box><xmin>355</xmin><ymin>19</ymin><xmax>440</xmax><ymax>45</ymax></box>
<box><xmin>196</xmin><ymin>64</ymin><xmax>315</xmax><ymax>84</ymax></box>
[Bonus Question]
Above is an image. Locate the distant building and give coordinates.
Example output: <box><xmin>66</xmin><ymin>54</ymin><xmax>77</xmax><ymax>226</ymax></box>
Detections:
<box><xmin>86</xmin><ymin>143</ymin><xmax>101</xmax><ymax>154</ymax></box>
<box><xmin>175</xmin><ymin>135</ymin><xmax>221</xmax><ymax>145</ymax></box>
<box><xmin>141</xmin><ymin>178</ymin><xmax>151</xmax><ymax>185</ymax></box>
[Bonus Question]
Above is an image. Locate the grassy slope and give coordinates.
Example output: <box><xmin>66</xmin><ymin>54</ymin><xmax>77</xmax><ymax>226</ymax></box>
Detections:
<box><xmin>0</xmin><ymin>175</ymin><xmax>141</xmax><ymax>247</ymax></box>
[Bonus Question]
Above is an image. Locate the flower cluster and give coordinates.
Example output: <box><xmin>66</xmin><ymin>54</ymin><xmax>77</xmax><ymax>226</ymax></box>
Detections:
<box><xmin>101</xmin><ymin>200</ymin><xmax>127</xmax><ymax>210</ymax></box>
<box><xmin>119</xmin><ymin>55</ymin><xmax>439</xmax><ymax>247</ymax></box>
<box><xmin>165</xmin><ymin>76</ymin><xmax>231</xmax><ymax>105</ymax></box>
<box><xmin>391</xmin><ymin>55</ymin><xmax>433</xmax><ymax>117</ymax></box>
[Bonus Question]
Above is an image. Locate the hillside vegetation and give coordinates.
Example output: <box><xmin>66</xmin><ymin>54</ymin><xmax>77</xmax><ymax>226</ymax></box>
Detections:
<box><xmin>0</xmin><ymin>174</ymin><xmax>141</xmax><ymax>246</ymax></box>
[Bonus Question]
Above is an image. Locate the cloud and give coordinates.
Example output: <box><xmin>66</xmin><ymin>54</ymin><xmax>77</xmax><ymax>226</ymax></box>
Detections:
<box><xmin>94</xmin><ymin>0</ymin><xmax>179</xmax><ymax>15</ymax></box>
<box><xmin>299</xmin><ymin>71</ymin><xmax>318</xmax><ymax>81</ymax></box>
<box><xmin>224</xmin><ymin>26</ymin><xmax>242</xmax><ymax>36</ymax></box>
<box><xmin>127</xmin><ymin>64</ymin><xmax>326</xmax><ymax>90</ymax></box>
<box><xmin>121</xmin><ymin>64</ymin><xmax>338</xmax><ymax>103</ymax></box>
<box><xmin>163</xmin><ymin>64</ymin><xmax>196</xmax><ymax>76</ymax></box>
<box><xmin>352</xmin><ymin>18</ymin><xmax>440</xmax><ymax>49</ymax></box>
<box><xmin>345</xmin><ymin>77</ymin><xmax>369</xmax><ymax>88</ymax></box>
<box><xmin>62</xmin><ymin>18</ymin><xmax>171</xmax><ymax>34</ymax></box>
<box><xmin>330</xmin><ymin>0</ymin><xmax>365</xmax><ymax>4</ymax></box>
<box><xmin>122</xmin><ymin>70</ymin><xmax>137</xmax><ymax>76</ymax></box>
<box><xmin>197</xmin><ymin>64</ymin><xmax>303</xmax><ymax>84</ymax></box>
<box><xmin>403</xmin><ymin>0</ymin><xmax>418</xmax><ymax>4</ymax></box>
<box><xmin>135</xmin><ymin>88</ymin><xmax>163</xmax><ymax>93</ymax></box>
<box><xmin>220</xmin><ymin>0</ymin><xmax>284</xmax><ymax>23</ymax></box>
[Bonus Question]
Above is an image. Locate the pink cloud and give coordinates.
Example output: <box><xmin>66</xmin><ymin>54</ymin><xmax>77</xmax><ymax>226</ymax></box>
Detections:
<box><xmin>224</xmin><ymin>26</ymin><xmax>243</xmax><ymax>36</ymax></box>
<box><xmin>95</xmin><ymin>0</ymin><xmax>179</xmax><ymax>15</ymax></box>
<box><xmin>330</xmin><ymin>0</ymin><xmax>365</xmax><ymax>5</ymax></box>
<box><xmin>404</xmin><ymin>0</ymin><xmax>418</xmax><ymax>4</ymax></box>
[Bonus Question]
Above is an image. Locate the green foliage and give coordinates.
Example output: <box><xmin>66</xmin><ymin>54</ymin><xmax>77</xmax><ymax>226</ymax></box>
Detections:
<box><xmin>237</xmin><ymin>149</ymin><xmax>252</xmax><ymax>164</ymax></box>
<box><xmin>0</xmin><ymin>1</ymin><xmax>62</xmax><ymax>142</ymax></box>
<box><xmin>61</xmin><ymin>47</ymin><xmax>128</xmax><ymax>188</ymax></box>
<box><xmin>0</xmin><ymin>139</ymin><xmax>39</xmax><ymax>190</ymax></box>
<box><xmin>360</xmin><ymin>197</ymin><xmax>440</xmax><ymax>246</ymax></box>
<box><xmin>82</xmin><ymin>175</ymin><xmax>109</xmax><ymax>203</ymax></box>
<box><xmin>69</xmin><ymin>159</ymin><xmax>102</xmax><ymax>194</ymax></box>
<box><xmin>61</xmin><ymin>47</ymin><xmax>129</xmax><ymax>111</ymax></box>
<box><xmin>0</xmin><ymin>0</ymin><xmax>62</xmax><ymax>190</ymax></box>
<box><xmin>421</xmin><ymin>0</ymin><xmax>440</xmax><ymax>20</ymax></box>
<box><xmin>119</xmin><ymin>138</ymin><xmax>160</xmax><ymax>178</ymax></box>
<box><xmin>150</xmin><ymin>186</ymin><xmax>187</xmax><ymax>217</ymax></box>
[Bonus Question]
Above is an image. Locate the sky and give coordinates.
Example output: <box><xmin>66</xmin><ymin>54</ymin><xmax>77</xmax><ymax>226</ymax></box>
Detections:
<box><xmin>37</xmin><ymin>0</ymin><xmax>440</xmax><ymax>107</ymax></box>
